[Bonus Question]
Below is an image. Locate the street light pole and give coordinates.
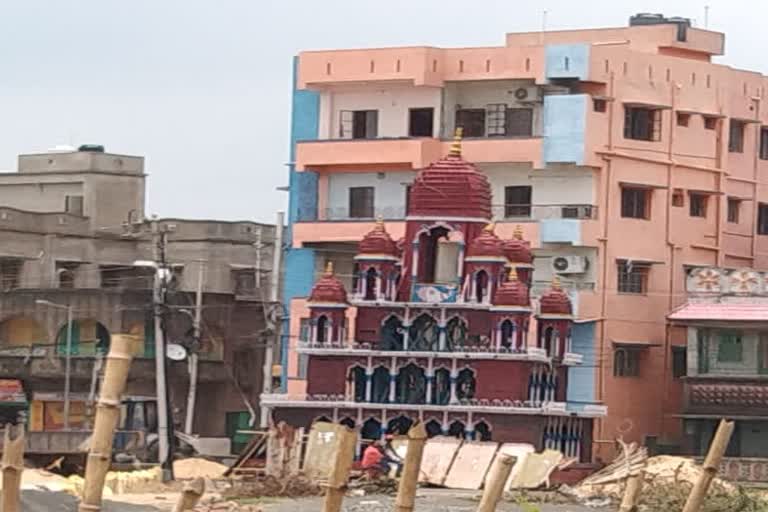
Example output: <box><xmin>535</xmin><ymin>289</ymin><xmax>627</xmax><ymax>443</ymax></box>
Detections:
<box><xmin>63</xmin><ymin>304</ymin><xmax>73</xmax><ymax>431</ymax></box>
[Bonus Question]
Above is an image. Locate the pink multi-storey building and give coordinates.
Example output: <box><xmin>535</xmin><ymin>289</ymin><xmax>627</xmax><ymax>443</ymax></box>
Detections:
<box><xmin>264</xmin><ymin>14</ymin><xmax>768</xmax><ymax>460</ymax></box>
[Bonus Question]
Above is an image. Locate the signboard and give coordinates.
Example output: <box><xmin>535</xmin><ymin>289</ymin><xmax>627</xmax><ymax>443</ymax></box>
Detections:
<box><xmin>411</xmin><ymin>283</ymin><xmax>459</xmax><ymax>304</ymax></box>
<box><xmin>0</xmin><ymin>379</ymin><xmax>26</xmax><ymax>404</ymax></box>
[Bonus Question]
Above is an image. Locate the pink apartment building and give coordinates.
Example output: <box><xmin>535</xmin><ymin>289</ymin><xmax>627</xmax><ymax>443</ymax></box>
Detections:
<box><xmin>264</xmin><ymin>14</ymin><xmax>768</xmax><ymax>461</ymax></box>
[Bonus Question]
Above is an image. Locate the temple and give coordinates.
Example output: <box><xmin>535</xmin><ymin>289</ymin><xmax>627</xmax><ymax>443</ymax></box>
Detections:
<box><xmin>265</xmin><ymin>132</ymin><xmax>606</xmax><ymax>461</ymax></box>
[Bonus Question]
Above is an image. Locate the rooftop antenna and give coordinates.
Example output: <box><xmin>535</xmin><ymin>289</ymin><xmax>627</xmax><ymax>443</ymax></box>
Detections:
<box><xmin>540</xmin><ymin>10</ymin><xmax>548</xmax><ymax>44</ymax></box>
<box><xmin>704</xmin><ymin>5</ymin><xmax>710</xmax><ymax>29</ymax></box>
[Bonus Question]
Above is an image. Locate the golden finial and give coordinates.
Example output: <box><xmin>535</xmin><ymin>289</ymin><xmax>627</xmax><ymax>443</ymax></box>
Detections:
<box><xmin>449</xmin><ymin>127</ymin><xmax>463</xmax><ymax>156</ymax></box>
<box><xmin>513</xmin><ymin>225</ymin><xmax>523</xmax><ymax>240</ymax></box>
<box><xmin>375</xmin><ymin>215</ymin><xmax>385</xmax><ymax>228</ymax></box>
<box><xmin>324</xmin><ymin>261</ymin><xmax>334</xmax><ymax>276</ymax></box>
<box><xmin>508</xmin><ymin>266</ymin><xmax>518</xmax><ymax>281</ymax></box>
<box><xmin>483</xmin><ymin>222</ymin><xmax>495</xmax><ymax>233</ymax></box>
<box><xmin>552</xmin><ymin>275</ymin><xmax>561</xmax><ymax>290</ymax></box>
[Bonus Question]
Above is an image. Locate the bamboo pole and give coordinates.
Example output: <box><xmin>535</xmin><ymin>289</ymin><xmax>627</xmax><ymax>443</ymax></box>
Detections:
<box><xmin>1</xmin><ymin>424</ymin><xmax>25</xmax><ymax>512</ymax></box>
<box><xmin>321</xmin><ymin>425</ymin><xmax>357</xmax><ymax>512</ymax></box>
<box><xmin>78</xmin><ymin>335</ymin><xmax>136</xmax><ymax>512</ymax></box>
<box><xmin>395</xmin><ymin>422</ymin><xmax>428</xmax><ymax>512</ymax></box>
<box><xmin>173</xmin><ymin>477</ymin><xmax>205</xmax><ymax>512</ymax></box>
<box><xmin>682</xmin><ymin>419</ymin><xmax>735</xmax><ymax>512</ymax></box>
<box><xmin>618</xmin><ymin>469</ymin><xmax>645</xmax><ymax>512</ymax></box>
<box><xmin>476</xmin><ymin>454</ymin><xmax>515</xmax><ymax>512</ymax></box>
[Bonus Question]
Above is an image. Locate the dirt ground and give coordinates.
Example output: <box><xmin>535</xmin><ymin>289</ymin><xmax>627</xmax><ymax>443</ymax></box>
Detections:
<box><xmin>20</xmin><ymin>489</ymin><xmax>602</xmax><ymax>511</ymax></box>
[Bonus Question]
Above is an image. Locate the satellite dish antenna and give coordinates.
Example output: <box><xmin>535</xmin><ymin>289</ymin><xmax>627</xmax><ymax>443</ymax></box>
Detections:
<box><xmin>166</xmin><ymin>343</ymin><xmax>187</xmax><ymax>361</ymax></box>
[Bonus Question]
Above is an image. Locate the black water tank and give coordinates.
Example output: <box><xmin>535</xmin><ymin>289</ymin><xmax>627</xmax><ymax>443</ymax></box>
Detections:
<box><xmin>78</xmin><ymin>144</ymin><xmax>105</xmax><ymax>153</ymax></box>
<box><xmin>629</xmin><ymin>13</ymin><xmax>665</xmax><ymax>26</ymax></box>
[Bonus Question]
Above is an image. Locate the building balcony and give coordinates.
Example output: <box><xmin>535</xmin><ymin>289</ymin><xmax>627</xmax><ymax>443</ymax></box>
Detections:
<box><xmin>260</xmin><ymin>393</ymin><xmax>605</xmax><ymax>418</ymax></box>
<box><xmin>683</xmin><ymin>378</ymin><xmax>768</xmax><ymax>416</ymax></box>
<box><xmin>296</xmin><ymin>341</ymin><xmax>584</xmax><ymax>366</ymax></box>
<box><xmin>295</xmin><ymin>137</ymin><xmax>543</xmax><ymax>172</ymax></box>
<box><xmin>295</xmin><ymin>138</ymin><xmax>444</xmax><ymax>172</ymax></box>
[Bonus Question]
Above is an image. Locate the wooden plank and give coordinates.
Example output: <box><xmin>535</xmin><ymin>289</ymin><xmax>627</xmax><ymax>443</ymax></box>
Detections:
<box><xmin>443</xmin><ymin>441</ymin><xmax>499</xmax><ymax>490</ymax></box>
<box><xmin>418</xmin><ymin>437</ymin><xmax>463</xmax><ymax>486</ymax></box>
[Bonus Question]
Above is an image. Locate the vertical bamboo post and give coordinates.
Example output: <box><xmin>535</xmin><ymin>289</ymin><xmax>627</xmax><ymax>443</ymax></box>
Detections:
<box><xmin>618</xmin><ymin>470</ymin><xmax>645</xmax><ymax>512</ymax></box>
<box><xmin>682</xmin><ymin>419</ymin><xmax>735</xmax><ymax>512</ymax></box>
<box><xmin>1</xmin><ymin>424</ymin><xmax>25</xmax><ymax>512</ymax></box>
<box><xmin>395</xmin><ymin>422</ymin><xmax>428</xmax><ymax>512</ymax></box>
<box><xmin>476</xmin><ymin>454</ymin><xmax>515</xmax><ymax>512</ymax></box>
<box><xmin>78</xmin><ymin>335</ymin><xmax>135</xmax><ymax>512</ymax></box>
<box><xmin>321</xmin><ymin>425</ymin><xmax>357</xmax><ymax>512</ymax></box>
<box><xmin>172</xmin><ymin>477</ymin><xmax>205</xmax><ymax>512</ymax></box>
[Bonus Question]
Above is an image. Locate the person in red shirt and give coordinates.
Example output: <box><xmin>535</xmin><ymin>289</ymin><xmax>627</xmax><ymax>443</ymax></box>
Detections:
<box><xmin>361</xmin><ymin>440</ymin><xmax>385</xmax><ymax>473</ymax></box>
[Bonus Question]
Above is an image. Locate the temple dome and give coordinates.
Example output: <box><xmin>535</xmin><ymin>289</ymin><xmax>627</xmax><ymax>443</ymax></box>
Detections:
<box><xmin>358</xmin><ymin>219</ymin><xmax>398</xmax><ymax>257</ymax></box>
<box><xmin>407</xmin><ymin>129</ymin><xmax>492</xmax><ymax>219</ymax></box>
<box><xmin>539</xmin><ymin>277</ymin><xmax>572</xmax><ymax>315</ymax></box>
<box><xmin>308</xmin><ymin>262</ymin><xmax>347</xmax><ymax>304</ymax></box>
<box><xmin>503</xmin><ymin>225</ymin><xmax>533</xmax><ymax>265</ymax></box>
<box><xmin>467</xmin><ymin>224</ymin><xmax>505</xmax><ymax>258</ymax></box>
<box><xmin>494</xmin><ymin>268</ymin><xmax>530</xmax><ymax>307</ymax></box>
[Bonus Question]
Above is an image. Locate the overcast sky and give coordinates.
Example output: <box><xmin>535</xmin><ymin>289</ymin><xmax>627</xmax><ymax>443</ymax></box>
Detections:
<box><xmin>0</xmin><ymin>0</ymin><xmax>764</xmax><ymax>223</ymax></box>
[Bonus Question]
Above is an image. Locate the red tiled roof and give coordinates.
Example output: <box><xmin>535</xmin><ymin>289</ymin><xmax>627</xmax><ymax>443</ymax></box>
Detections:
<box><xmin>668</xmin><ymin>302</ymin><xmax>768</xmax><ymax>322</ymax></box>
<box><xmin>358</xmin><ymin>220</ymin><xmax>398</xmax><ymax>257</ymax></box>
<box><xmin>408</xmin><ymin>155</ymin><xmax>492</xmax><ymax>219</ymax></box>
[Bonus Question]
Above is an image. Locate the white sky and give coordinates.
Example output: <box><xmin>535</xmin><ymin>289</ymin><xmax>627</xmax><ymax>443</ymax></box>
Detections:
<box><xmin>0</xmin><ymin>0</ymin><xmax>764</xmax><ymax>222</ymax></box>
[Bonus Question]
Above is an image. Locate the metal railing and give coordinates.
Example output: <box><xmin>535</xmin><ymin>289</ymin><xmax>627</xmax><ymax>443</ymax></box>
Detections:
<box><xmin>295</xmin><ymin>204</ymin><xmax>598</xmax><ymax>222</ymax></box>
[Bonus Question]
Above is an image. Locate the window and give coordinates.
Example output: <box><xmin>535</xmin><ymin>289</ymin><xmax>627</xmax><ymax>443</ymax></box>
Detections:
<box><xmin>408</xmin><ymin>108</ymin><xmax>434</xmax><ymax>137</ymax></box>
<box><xmin>614</xmin><ymin>349</ymin><xmax>640</xmax><ymax>377</ymax></box>
<box><xmin>621</xmin><ymin>187</ymin><xmax>650</xmax><ymax>219</ymax></box>
<box><xmin>624</xmin><ymin>106</ymin><xmax>661</xmax><ymax>141</ymax></box>
<box><xmin>704</xmin><ymin>116</ymin><xmax>719</xmax><ymax>130</ymax></box>
<box><xmin>759</xmin><ymin>203</ymin><xmax>768</xmax><ymax>235</ymax></box>
<box><xmin>233</xmin><ymin>269</ymin><xmax>257</xmax><ymax>296</ymax></box>
<box><xmin>349</xmin><ymin>187</ymin><xmax>375</xmax><ymax>218</ymax></box>
<box><xmin>727</xmin><ymin>198</ymin><xmax>741</xmax><ymax>224</ymax></box>
<box><xmin>729</xmin><ymin>120</ymin><xmax>745</xmax><ymax>153</ymax></box>
<box><xmin>593</xmin><ymin>98</ymin><xmax>607</xmax><ymax>113</ymax></box>
<box><xmin>671</xmin><ymin>189</ymin><xmax>684</xmax><ymax>207</ymax></box>
<box><xmin>717</xmin><ymin>331</ymin><xmax>743</xmax><ymax>363</ymax></box>
<box><xmin>676</xmin><ymin>112</ymin><xmax>691</xmax><ymax>127</ymax></box>
<box><xmin>486</xmin><ymin>104</ymin><xmax>507</xmax><ymax>136</ymax></box>
<box><xmin>760</xmin><ymin>127</ymin><xmax>768</xmax><ymax>160</ymax></box>
<box><xmin>504</xmin><ymin>186</ymin><xmax>532</xmax><ymax>217</ymax></box>
<box><xmin>339</xmin><ymin>110</ymin><xmax>378</xmax><ymax>139</ymax></box>
<box><xmin>506</xmin><ymin>108</ymin><xmax>533</xmax><ymax>137</ymax></box>
<box><xmin>672</xmin><ymin>346</ymin><xmax>687</xmax><ymax>379</ymax></box>
<box><xmin>65</xmin><ymin>195</ymin><xmax>84</xmax><ymax>216</ymax></box>
<box><xmin>617</xmin><ymin>260</ymin><xmax>649</xmax><ymax>294</ymax></box>
<box><xmin>0</xmin><ymin>259</ymin><xmax>21</xmax><ymax>291</ymax></box>
<box><xmin>455</xmin><ymin>108</ymin><xmax>485</xmax><ymax>137</ymax></box>
<box><xmin>56</xmin><ymin>262</ymin><xmax>77</xmax><ymax>289</ymax></box>
<box><xmin>689</xmin><ymin>193</ymin><xmax>708</xmax><ymax>218</ymax></box>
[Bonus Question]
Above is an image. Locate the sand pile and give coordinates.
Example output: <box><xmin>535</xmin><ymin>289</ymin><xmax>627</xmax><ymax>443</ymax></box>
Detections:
<box><xmin>68</xmin><ymin>466</ymin><xmax>165</xmax><ymax>496</ymax></box>
<box><xmin>174</xmin><ymin>458</ymin><xmax>229</xmax><ymax>480</ymax></box>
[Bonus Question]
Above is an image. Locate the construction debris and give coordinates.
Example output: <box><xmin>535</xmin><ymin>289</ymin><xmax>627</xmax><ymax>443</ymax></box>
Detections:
<box><xmin>223</xmin><ymin>474</ymin><xmax>322</xmax><ymax>498</ymax></box>
<box><xmin>507</xmin><ymin>449</ymin><xmax>563</xmax><ymax>490</ymax></box>
<box><xmin>193</xmin><ymin>498</ymin><xmax>263</xmax><ymax>512</ymax></box>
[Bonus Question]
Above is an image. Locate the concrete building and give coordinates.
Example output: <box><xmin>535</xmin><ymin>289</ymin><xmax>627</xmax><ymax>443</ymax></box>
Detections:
<box><xmin>277</xmin><ymin>13</ymin><xmax>768</xmax><ymax>459</ymax></box>
<box><xmin>669</xmin><ymin>266</ymin><xmax>768</xmax><ymax>484</ymax></box>
<box><xmin>0</xmin><ymin>145</ymin><xmax>276</xmax><ymax>449</ymax></box>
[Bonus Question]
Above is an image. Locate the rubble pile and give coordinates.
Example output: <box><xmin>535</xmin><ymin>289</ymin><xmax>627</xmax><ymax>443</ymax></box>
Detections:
<box><xmin>174</xmin><ymin>458</ymin><xmax>229</xmax><ymax>479</ymax></box>
<box><xmin>68</xmin><ymin>466</ymin><xmax>169</xmax><ymax>496</ymax></box>
<box><xmin>349</xmin><ymin>475</ymin><xmax>399</xmax><ymax>495</ymax></box>
<box><xmin>224</xmin><ymin>474</ymin><xmax>322</xmax><ymax>498</ymax></box>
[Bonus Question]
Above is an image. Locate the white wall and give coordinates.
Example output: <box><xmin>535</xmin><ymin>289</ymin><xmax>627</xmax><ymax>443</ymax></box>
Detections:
<box><xmin>326</xmin><ymin>171</ymin><xmax>414</xmax><ymax>220</ymax></box>
<box><xmin>481</xmin><ymin>164</ymin><xmax>595</xmax><ymax>210</ymax></box>
<box><xmin>318</xmin><ymin>84</ymin><xmax>442</xmax><ymax>139</ymax></box>
<box><xmin>442</xmin><ymin>80</ymin><xmax>542</xmax><ymax>138</ymax></box>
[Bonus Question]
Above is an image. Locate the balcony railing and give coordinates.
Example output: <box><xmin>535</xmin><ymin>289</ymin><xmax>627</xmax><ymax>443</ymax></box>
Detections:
<box><xmin>296</xmin><ymin>204</ymin><xmax>598</xmax><ymax>223</ymax></box>
<box><xmin>260</xmin><ymin>393</ymin><xmax>606</xmax><ymax>417</ymax></box>
<box><xmin>491</xmin><ymin>204</ymin><xmax>598</xmax><ymax>221</ymax></box>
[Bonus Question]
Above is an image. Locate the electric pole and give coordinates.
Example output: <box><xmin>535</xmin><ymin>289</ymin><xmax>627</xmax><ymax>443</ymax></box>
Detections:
<box><xmin>260</xmin><ymin>211</ymin><xmax>284</xmax><ymax>428</ymax></box>
<box><xmin>184</xmin><ymin>260</ymin><xmax>205</xmax><ymax>434</ymax></box>
<box><xmin>150</xmin><ymin>216</ymin><xmax>174</xmax><ymax>481</ymax></box>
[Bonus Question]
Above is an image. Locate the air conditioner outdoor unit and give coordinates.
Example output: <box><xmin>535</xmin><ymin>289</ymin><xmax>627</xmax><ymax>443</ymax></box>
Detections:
<box><xmin>551</xmin><ymin>255</ymin><xmax>588</xmax><ymax>274</ymax></box>
<box><xmin>512</xmin><ymin>86</ymin><xmax>542</xmax><ymax>102</ymax></box>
